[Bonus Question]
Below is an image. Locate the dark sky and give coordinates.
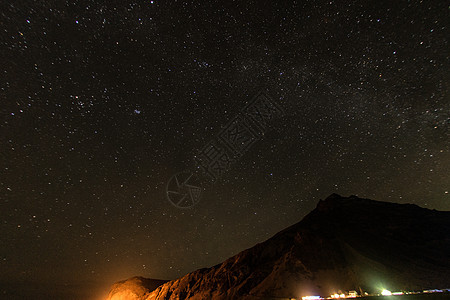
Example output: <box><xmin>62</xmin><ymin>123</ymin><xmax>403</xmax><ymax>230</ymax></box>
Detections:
<box><xmin>1</xmin><ymin>0</ymin><xmax>449</xmax><ymax>299</ymax></box>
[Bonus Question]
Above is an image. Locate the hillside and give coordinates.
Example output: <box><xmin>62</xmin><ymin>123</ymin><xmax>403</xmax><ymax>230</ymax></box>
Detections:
<box><xmin>106</xmin><ymin>194</ymin><xmax>450</xmax><ymax>299</ymax></box>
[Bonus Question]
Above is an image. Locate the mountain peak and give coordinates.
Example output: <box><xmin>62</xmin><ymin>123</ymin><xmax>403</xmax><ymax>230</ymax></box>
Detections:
<box><xmin>316</xmin><ymin>193</ymin><xmax>370</xmax><ymax>213</ymax></box>
<box><xmin>324</xmin><ymin>192</ymin><xmax>343</xmax><ymax>200</ymax></box>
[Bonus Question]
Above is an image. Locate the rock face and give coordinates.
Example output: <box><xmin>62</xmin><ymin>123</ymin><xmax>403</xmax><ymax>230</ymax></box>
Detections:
<box><xmin>107</xmin><ymin>194</ymin><xmax>450</xmax><ymax>300</ymax></box>
<box><xmin>106</xmin><ymin>277</ymin><xmax>168</xmax><ymax>300</ymax></box>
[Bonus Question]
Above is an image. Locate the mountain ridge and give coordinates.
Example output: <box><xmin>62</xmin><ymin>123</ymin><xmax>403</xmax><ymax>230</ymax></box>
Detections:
<box><xmin>106</xmin><ymin>194</ymin><xmax>450</xmax><ymax>300</ymax></box>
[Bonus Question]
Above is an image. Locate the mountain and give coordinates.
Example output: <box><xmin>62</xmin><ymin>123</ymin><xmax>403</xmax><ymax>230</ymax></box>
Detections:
<box><xmin>106</xmin><ymin>194</ymin><xmax>450</xmax><ymax>300</ymax></box>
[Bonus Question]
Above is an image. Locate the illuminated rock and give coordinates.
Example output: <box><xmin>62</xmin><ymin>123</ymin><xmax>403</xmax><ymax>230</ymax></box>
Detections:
<box><xmin>106</xmin><ymin>277</ymin><xmax>168</xmax><ymax>300</ymax></box>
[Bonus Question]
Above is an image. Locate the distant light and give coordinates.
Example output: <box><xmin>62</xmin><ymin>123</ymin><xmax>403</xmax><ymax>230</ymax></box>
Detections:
<box><xmin>381</xmin><ymin>289</ymin><xmax>392</xmax><ymax>296</ymax></box>
<box><xmin>392</xmin><ymin>292</ymin><xmax>404</xmax><ymax>295</ymax></box>
<box><xmin>302</xmin><ymin>296</ymin><xmax>322</xmax><ymax>300</ymax></box>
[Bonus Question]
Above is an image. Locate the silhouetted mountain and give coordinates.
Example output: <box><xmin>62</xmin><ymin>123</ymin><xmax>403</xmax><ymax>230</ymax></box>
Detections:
<box><xmin>106</xmin><ymin>194</ymin><xmax>450</xmax><ymax>299</ymax></box>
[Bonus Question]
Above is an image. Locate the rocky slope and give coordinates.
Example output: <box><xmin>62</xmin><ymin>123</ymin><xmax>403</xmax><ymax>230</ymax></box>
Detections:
<box><xmin>107</xmin><ymin>194</ymin><xmax>450</xmax><ymax>299</ymax></box>
<box><xmin>106</xmin><ymin>277</ymin><xmax>168</xmax><ymax>300</ymax></box>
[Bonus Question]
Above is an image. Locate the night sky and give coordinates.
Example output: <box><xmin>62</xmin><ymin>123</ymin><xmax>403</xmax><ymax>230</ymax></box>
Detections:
<box><xmin>1</xmin><ymin>0</ymin><xmax>449</xmax><ymax>299</ymax></box>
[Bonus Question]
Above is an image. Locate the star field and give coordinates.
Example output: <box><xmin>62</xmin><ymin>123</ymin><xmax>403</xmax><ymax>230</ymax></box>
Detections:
<box><xmin>0</xmin><ymin>0</ymin><xmax>449</xmax><ymax>299</ymax></box>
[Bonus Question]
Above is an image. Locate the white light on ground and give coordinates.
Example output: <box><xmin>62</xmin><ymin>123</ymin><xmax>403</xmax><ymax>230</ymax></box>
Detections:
<box><xmin>330</xmin><ymin>294</ymin><xmax>346</xmax><ymax>298</ymax></box>
<box><xmin>381</xmin><ymin>289</ymin><xmax>392</xmax><ymax>296</ymax></box>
